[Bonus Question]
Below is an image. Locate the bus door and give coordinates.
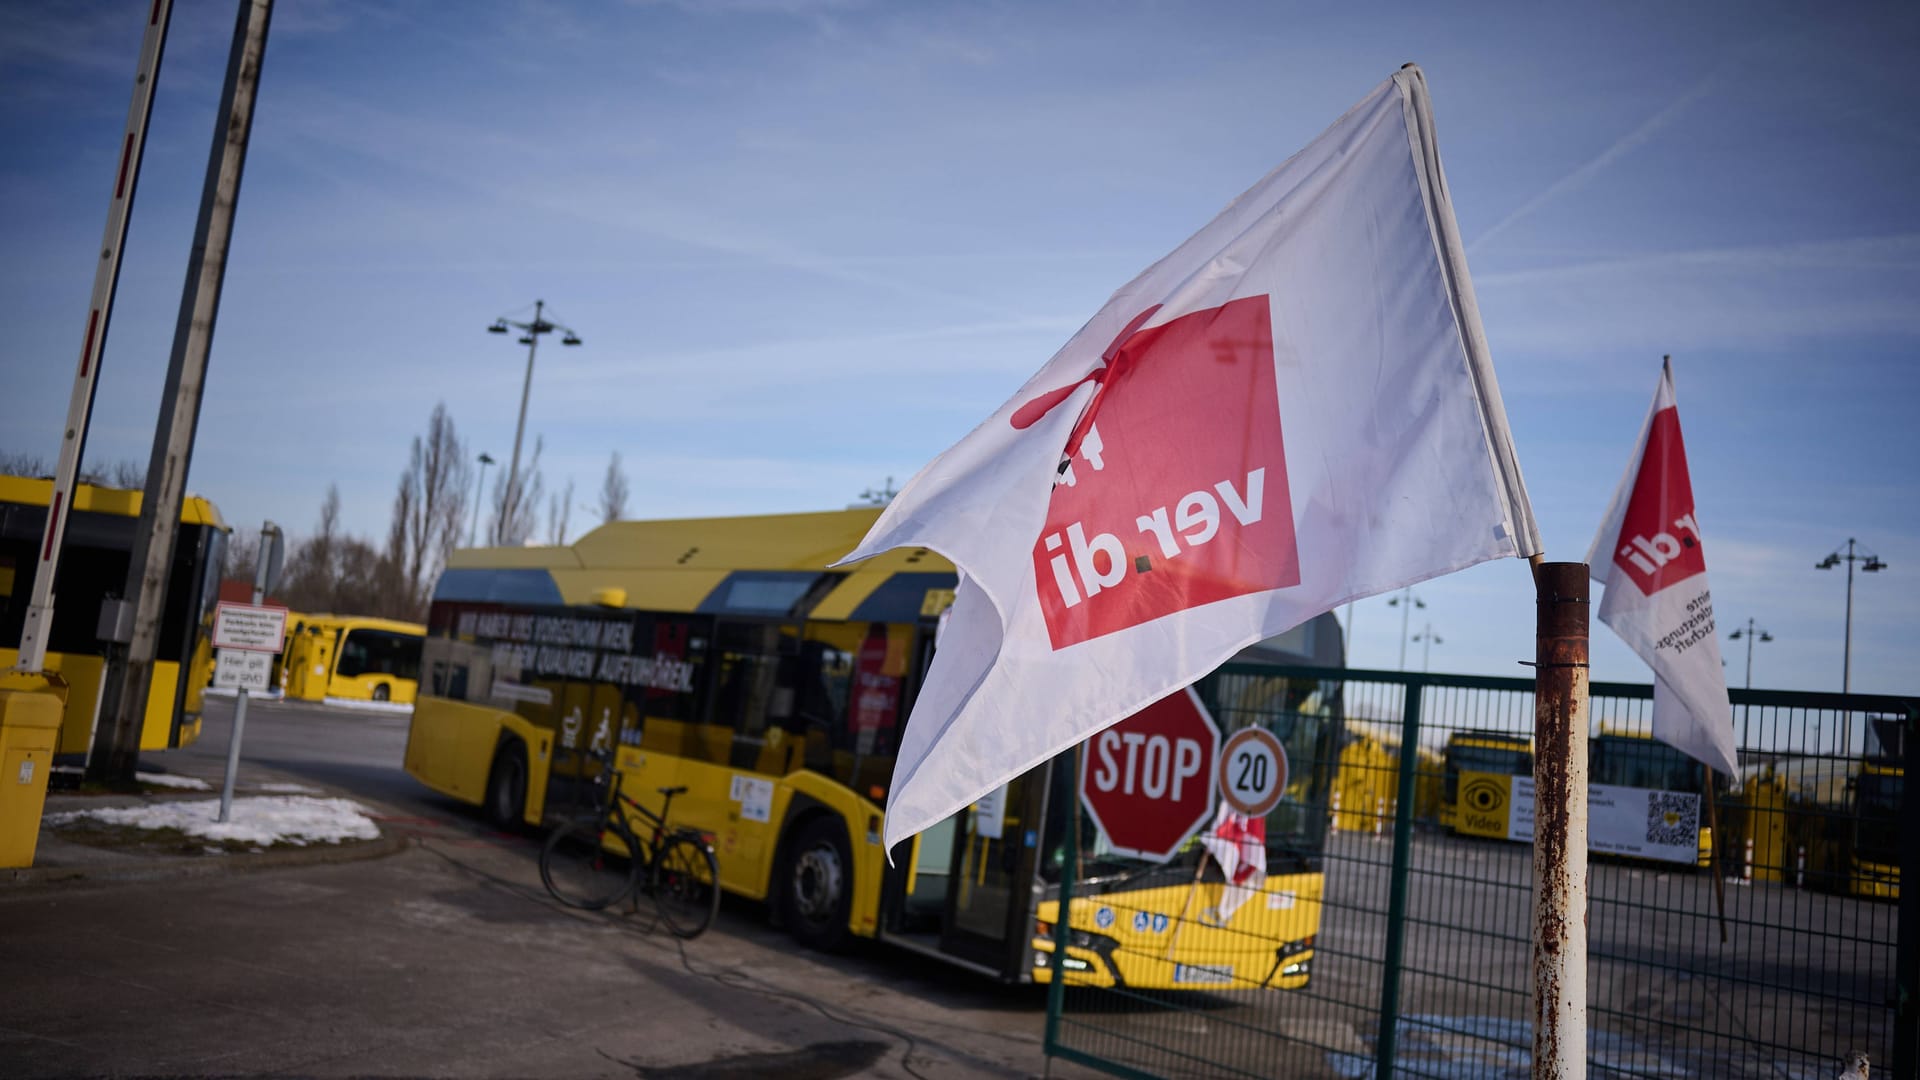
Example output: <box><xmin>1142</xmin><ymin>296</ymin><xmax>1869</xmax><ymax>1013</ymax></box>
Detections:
<box><xmin>879</xmin><ymin>768</ymin><xmax>1045</xmax><ymax>978</ymax></box>
<box><xmin>938</xmin><ymin>766</ymin><xmax>1046</xmax><ymax>973</ymax></box>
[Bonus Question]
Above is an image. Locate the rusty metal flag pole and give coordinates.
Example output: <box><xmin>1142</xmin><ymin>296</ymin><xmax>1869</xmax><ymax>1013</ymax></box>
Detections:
<box><xmin>1533</xmin><ymin>562</ymin><xmax>1588</xmax><ymax>1078</ymax></box>
<box><xmin>1704</xmin><ymin>764</ymin><xmax>1729</xmax><ymax>944</ymax></box>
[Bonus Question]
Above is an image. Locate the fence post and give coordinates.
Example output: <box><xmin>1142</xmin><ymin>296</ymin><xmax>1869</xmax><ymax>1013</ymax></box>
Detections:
<box><xmin>1894</xmin><ymin>702</ymin><xmax>1918</xmax><ymax>1080</ymax></box>
<box><xmin>1532</xmin><ymin>563</ymin><xmax>1589</xmax><ymax>1079</ymax></box>
<box><xmin>1043</xmin><ymin>751</ymin><xmax>1078</xmax><ymax>1059</ymax></box>
<box><xmin>1373</xmin><ymin>676</ymin><xmax>1424</xmax><ymax>1077</ymax></box>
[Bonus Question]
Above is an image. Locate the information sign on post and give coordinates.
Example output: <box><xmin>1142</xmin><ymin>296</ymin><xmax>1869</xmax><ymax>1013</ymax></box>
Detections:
<box><xmin>212</xmin><ymin>649</ymin><xmax>274</xmax><ymax>692</ymax></box>
<box><xmin>212</xmin><ymin>602</ymin><xmax>288</xmax><ymax>653</ymax></box>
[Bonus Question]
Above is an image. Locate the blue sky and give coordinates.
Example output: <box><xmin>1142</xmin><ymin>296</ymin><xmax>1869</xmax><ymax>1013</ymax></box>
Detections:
<box><xmin>3</xmin><ymin>1</ymin><xmax>1915</xmax><ymax>700</ymax></box>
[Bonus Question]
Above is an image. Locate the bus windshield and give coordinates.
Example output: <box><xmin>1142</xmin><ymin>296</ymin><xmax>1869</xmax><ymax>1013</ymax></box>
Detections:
<box><xmin>1592</xmin><ymin>735</ymin><xmax>1702</xmax><ymax>793</ymax></box>
<box><xmin>1447</xmin><ymin>744</ymin><xmax>1532</xmax><ymax>776</ymax></box>
<box><xmin>1855</xmin><ymin>769</ymin><xmax>1901</xmax><ymax>865</ymax></box>
<box><xmin>1039</xmin><ymin>678</ymin><xmax>1335</xmax><ymax>888</ymax></box>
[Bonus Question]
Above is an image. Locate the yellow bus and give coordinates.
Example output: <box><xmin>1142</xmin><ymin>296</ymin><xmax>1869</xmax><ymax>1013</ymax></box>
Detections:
<box><xmin>0</xmin><ymin>475</ymin><xmax>226</xmax><ymax>755</ymax></box>
<box><xmin>1851</xmin><ymin>715</ymin><xmax>1901</xmax><ymax>901</ymax></box>
<box><xmin>405</xmin><ymin>507</ymin><xmax>1333</xmax><ymax>990</ymax></box>
<box><xmin>280</xmin><ymin>614</ymin><xmax>424</xmax><ymax>704</ymax></box>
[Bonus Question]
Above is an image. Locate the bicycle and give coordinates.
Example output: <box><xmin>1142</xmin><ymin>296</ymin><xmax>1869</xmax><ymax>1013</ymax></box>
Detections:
<box><xmin>538</xmin><ymin>748</ymin><xmax>721</xmax><ymax>939</ymax></box>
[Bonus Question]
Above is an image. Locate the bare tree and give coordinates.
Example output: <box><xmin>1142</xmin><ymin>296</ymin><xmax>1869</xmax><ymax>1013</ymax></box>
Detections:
<box><xmin>598</xmin><ymin>451</ymin><xmax>629</xmax><ymax>525</ymax></box>
<box><xmin>0</xmin><ymin>452</ymin><xmax>150</xmax><ymax>487</ymax></box>
<box><xmin>386</xmin><ymin>404</ymin><xmax>470</xmax><ymax>609</ymax></box>
<box><xmin>0</xmin><ymin>451</ymin><xmax>50</xmax><ymax>478</ymax></box>
<box><xmin>224</xmin><ymin>524</ymin><xmax>261</xmax><ymax>591</ymax></box>
<box><xmin>492</xmin><ymin>436</ymin><xmax>544</xmax><ymax>546</ymax></box>
<box><xmin>92</xmin><ymin>459</ymin><xmax>148</xmax><ymax>489</ymax></box>
<box><xmin>546</xmin><ymin>477</ymin><xmax>575</xmax><ymax>546</ymax></box>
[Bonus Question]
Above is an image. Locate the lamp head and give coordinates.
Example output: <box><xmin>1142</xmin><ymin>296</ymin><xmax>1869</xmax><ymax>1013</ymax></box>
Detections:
<box><xmin>1729</xmin><ymin>629</ymin><xmax>1744</xmax><ymax>640</ymax></box>
<box><xmin>488</xmin><ymin>321</ymin><xmax>508</xmax><ymax>334</ymax></box>
<box><xmin>1759</xmin><ymin>631</ymin><xmax>1773</xmax><ymax>642</ymax></box>
<box><xmin>478</xmin><ymin>452</ymin><xmax>494</xmax><ymax>466</ymax></box>
<box><xmin>517</xmin><ymin>336</ymin><xmax>534</xmax><ymax>345</ymax></box>
<box><xmin>562</xmin><ymin>334</ymin><xmax>582</xmax><ymax>346</ymax></box>
<box><xmin>1863</xmin><ymin>557</ymin><xmax>1886</xmax><ymax>572</ymax></box>
<box><xmin>1817</xmin><ymin>554</ymin><xmax>1840</xmax><ymax>569</ymax></box>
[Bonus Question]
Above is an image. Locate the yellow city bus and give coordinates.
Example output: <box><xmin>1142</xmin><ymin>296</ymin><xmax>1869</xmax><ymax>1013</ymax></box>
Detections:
<box><xmin>405</xmin><ymin>507</ymin><xmax>1334</xmax><ymax>990</ymax></box>
<box><xmin>0</xmin><ymin>475</ymin><xmax>226</xmax><ymax>755</ymax></box>
<box><xmin>280</xmin><ymin>614</ymin><xmax>424</xmax><ymax>704</ymax></box>
<box><xmin>1851</xmin><ymin>715</ymin><xmax>1902</xmax><ymax>901</ymax></box>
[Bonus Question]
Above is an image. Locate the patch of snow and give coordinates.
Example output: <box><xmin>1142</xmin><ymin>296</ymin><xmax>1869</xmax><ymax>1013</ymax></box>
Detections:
<box><xmin>47</xmin><ymin>796</ymin><xmax>380</xmax><ymax>847</ymax></box>
<box><xmin>255</xmin><ymin>782</ymin><xmax>322</xmax><ymax>795</ymax></box>
<box><xmin>320</xmin><ymin>697</ymin><xmax>413</xmax><ymax>714</ymax></box>
<box><xmin>136</xmin><ymin>772</ymin><xmax>212</xmax><ymax>791</ymax></box>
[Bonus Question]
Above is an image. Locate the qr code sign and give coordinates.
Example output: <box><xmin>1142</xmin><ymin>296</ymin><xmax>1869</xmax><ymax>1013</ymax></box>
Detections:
<box><xmin>1645</xmin><ymin>791</ymin><xmax>1699</xmax><ymax>847</ymax></box>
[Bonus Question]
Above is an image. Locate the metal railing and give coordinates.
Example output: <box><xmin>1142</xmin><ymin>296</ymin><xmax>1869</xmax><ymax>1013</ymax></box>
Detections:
<box><xmin>1045</xmin><ymin>663</ymin><xmax>1915</xmax><ymax>1078</ymax></box>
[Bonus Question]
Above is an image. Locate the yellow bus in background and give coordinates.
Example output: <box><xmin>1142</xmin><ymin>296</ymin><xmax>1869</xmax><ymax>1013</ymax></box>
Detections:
<box><xmin>0</xmin><ymin>475</ymin><xmax>226</xmax><ymax>756</ymax></box>
<box><xmin>1851</xmin><ymin>715</ymin><xmax>1902</xmax><ymax>901</ymax></box>
<box><xmin>280</xmin><ymin>614</ymin><xmax>425</xmax><ymax>704</ymax></box>
<box><xmin>405</xmin><ymin>508</ymin><xmax>1337</xmax><ymax>990</ymax></box>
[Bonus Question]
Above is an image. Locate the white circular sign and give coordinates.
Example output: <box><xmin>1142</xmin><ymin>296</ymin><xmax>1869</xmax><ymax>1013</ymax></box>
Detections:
<box><xmin>1218</xmin><ymin>727</ymin><xmax>1287</xmax><ymax>817</ymax></box>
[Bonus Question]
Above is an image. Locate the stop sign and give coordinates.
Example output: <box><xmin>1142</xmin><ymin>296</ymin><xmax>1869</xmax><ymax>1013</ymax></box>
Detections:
<box><xmin>1079</xmin><ymin>687</ymin><xmax>1221</xmax><ymax>862</ymax></box>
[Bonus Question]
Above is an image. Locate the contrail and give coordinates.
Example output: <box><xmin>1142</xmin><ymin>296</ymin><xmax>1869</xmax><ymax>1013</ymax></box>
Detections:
<box><xmin>1469</xmin><ymin>72</ymin><xmax>1724</xmax><ymax>255</ymax></box>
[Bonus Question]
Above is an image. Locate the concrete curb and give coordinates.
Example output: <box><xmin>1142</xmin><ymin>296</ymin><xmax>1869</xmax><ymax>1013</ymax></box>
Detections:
<box><xmin>3</xmin><ymin>828</ymin><xmax>413</xmax><ymax>889</ymax></box>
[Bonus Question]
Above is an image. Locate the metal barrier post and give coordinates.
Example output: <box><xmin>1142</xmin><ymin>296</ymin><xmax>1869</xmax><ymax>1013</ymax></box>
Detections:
<box><xmin>1895</xmin><ymin>702</ymin><xmax>1918</xmax><ymax>1080</ymax></box>
<box><xmin>1532</xmin><ymin>563</ymin><xmax>1588</xmax><ymax>1079</ymax></box>
<box><xmin>1043</xmin><ymin>752</ymin><xmax>1078</xmax><ymax>1058</ymax></box>
<box><xmin>1373</xmin><ymin>675</ymin><xmax>1424</xmax><ymax>1077</ymax></box>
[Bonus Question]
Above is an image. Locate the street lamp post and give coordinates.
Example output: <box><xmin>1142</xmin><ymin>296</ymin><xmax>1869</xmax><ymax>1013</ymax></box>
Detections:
<box><xmin>1726</xmin><ymin>618</ymin><xmax>1773</xmax><ymax>690</ymax></box>
<box><xmin>1411</xmin><ymin>622</ymin><xmax>1444</xmax><ymax>673</ymax></box>
<box><xmin>1816</xmin><ymin>538</ymin><xmax>1886</xmax><ymax>757</ymax></box>
<box><xmin>1387</xmin><ymin>587</ymin><xmax>1426</xmax><ymax>670</ymax></box>
<box><xmin>1815</xmin><ymin>538</ymin><xmax>1886</xmax><ymax>695</ymax></box>
<box><xmin>487</xmin><ymin>299</ymin><xmax>582</xmax><ymax>543</ymax></box>
<box><xmin>468</xmin><ymin>452</ymin><xmax>494</xmax><ymax>547</ymax></box>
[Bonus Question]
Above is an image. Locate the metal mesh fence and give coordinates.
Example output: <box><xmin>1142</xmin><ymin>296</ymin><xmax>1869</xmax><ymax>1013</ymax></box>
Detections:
<box><xmin>1044</xmin><ymin>664</ymin><xmax>1912</xmax><ymax>1079</ymax></box>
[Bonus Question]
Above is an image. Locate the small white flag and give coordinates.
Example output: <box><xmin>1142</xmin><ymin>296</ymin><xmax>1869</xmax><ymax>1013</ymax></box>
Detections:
<box><xmin>1586</xmin><ymin>359</ymin><xmax>1737</xmax><ymax>777</ymax></box>
<box><xmin>841</xmin><ymin>66</ymin><xmax>1542</xmax><ymax>849</ymax></box>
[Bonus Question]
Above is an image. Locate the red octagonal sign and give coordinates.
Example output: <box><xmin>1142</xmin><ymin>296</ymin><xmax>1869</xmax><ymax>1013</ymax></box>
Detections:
<box><xmin>1079</xmin><ymin>687</ymin><xmax>1221</xmax><ymax>862</ymax></box>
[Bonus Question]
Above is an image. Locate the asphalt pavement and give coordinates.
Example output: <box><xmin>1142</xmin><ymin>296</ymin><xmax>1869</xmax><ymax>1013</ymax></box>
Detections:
<box><xmin>0</xmin><ymin>695</ymin><xmax>1089</xmax><ymax>1080</ymax></box>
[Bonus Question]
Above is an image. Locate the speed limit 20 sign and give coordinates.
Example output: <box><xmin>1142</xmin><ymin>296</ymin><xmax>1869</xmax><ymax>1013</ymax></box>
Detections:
<box><xmin>1219</xmin><ymin>727</ymin><xmax>1288</xmax><ymax>817</ymax></box>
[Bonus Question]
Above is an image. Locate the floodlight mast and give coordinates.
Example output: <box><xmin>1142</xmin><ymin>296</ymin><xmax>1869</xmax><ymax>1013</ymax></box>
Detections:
<box><xmin>486</xmin><ymin>299</ymin><xmax>582</xmax><ymax>543</ymax></box>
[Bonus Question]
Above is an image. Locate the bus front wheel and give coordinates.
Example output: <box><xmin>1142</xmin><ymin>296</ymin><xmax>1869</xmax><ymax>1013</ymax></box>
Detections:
<box><xmin>372</xmin><ymin>683</ymin><xmax>390</xmax><ymax>702</ymax></box>
<box><xmin>782</xmin><ymin>817</ymin><xmax>852</xmax><ymax>952</ymax></box>
<box><xmin>485</xmin><ymin>743</ymin><xmax>528</xmax><ymax>831</ymax></box>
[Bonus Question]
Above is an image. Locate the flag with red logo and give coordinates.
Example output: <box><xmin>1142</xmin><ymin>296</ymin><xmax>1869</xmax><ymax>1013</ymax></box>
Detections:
<box><xmin>839</xmin><ymin>66</ymin><xmax>1542</xmax><ymax>849</ymax></box>
<box><xmin>1586</xmin><ymin>360</ymin><xmax>1736</xmax><ymax>776</ymax></box>
<box><xmin>1198</xmin><ymin>805</ymin><xmax>1267</xmax><ymax>925</ymax></box>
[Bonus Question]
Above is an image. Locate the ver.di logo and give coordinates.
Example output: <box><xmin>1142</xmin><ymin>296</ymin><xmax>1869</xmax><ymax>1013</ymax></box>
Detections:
<box><xmin>1612</xmin><ymin>406</ymin><xmax>1706</xmax><ymax>596</ymax></box>
<box><xmin>1012</xmin><ymin>298</ymin><xmax>1300</xmax><ymax>650</ymax></box>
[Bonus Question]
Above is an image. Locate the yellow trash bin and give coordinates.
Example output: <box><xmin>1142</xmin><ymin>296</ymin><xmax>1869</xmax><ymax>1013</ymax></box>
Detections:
<box><xmin>0</xmin><ymin>678</ymin><xmax>65</xmax><ymax>869</ymax></box>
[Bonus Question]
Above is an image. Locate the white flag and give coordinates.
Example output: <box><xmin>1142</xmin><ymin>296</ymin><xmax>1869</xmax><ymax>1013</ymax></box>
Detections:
<box><xmin>841</xmin><ymin>66</ymin><xmax>1542</xmax><ymax>849</ymax></box>
<box><xmin>1586</xmin><ymin>360</ymin><xmax>1736</xmax><ymax>776</ymax></box>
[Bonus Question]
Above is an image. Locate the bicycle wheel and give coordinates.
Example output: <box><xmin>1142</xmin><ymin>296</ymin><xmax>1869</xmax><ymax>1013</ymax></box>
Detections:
<box><xmin>650</xmin><ymin>833</ymin><xmax>720</xmax><ymax>938</ymax></box>
<box><xmin>540</xmin><ymin>820</ymin><xmax>640</xmax><ymax>910</ymax></box>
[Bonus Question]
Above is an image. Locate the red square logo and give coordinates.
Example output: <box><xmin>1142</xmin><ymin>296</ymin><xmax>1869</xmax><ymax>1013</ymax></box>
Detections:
<box><xmin>1019</xmin><ymin>297</ymin><xmax>1299</xmax><ymax>649</ymax></box>
<box><xmin>1611</xmin><ymin>407</ymin><xmax>1705</xmax><ymax>597</ymax></box>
